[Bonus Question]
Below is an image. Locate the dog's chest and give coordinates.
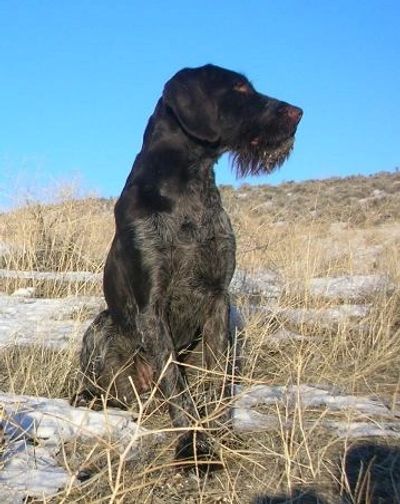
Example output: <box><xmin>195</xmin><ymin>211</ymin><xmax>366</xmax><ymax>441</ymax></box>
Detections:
<box><xmin>150</xmin><ymin>185</ymin><xmax>234</xmax><ymax>244</ymax></box>
<box><xmin>176</xmin><ymin>204</ymin><xmax>233</xmax><ymax>243</ymax></box>
<box><xmin>162</xmin><ymin>201</ymin><xmax>236</xmax><ymax>337</ymax></box>
<box><xmin>141</xmin><ymin>193</ymin><xmax>236</xmax><ymax>289</ymax></box>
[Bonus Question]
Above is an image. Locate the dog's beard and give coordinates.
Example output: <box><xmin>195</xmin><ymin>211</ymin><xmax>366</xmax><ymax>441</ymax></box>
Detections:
<box><xmin>230</xmin><ymin>136</ymin><xmax>295</xmax><ymax>178</ymax></box>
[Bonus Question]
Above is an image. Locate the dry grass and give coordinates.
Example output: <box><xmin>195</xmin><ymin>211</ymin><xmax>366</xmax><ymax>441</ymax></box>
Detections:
<box><xmin>1</xmin><ymin>171</ymin><xmax>400</xmax><ymax>502</ymax></box>
<box><xmin>0</xmin><ymin>192</ymin><xmax>112</xmax><ymax>296</ymax></box>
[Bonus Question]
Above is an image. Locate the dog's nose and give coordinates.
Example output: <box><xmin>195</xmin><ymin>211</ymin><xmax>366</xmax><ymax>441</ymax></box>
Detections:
<box><xmin>284</xmin><ymin>105</ymin><xmax>303</xmax><ymax>125</ymax></box>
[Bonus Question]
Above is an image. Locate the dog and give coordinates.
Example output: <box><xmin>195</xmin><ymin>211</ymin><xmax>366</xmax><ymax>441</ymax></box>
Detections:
<box><xmin>73</xmin><ymin>64</ymin><xmax>302</xmax><ymax>466</ymax></box>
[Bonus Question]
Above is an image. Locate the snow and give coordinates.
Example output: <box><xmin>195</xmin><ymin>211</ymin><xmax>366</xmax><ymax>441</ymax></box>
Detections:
<box><xmin>234</xmin><ymin>384</ymin><xmax>399</xmax><ymax>419</ymax></box>
<box><xmin>10</xmin><ymin>287</ymin><xmax>36</xmax><ymax>298</ymax></box>
<box><xmin>307</xmin><ymin>275</ymin><xmax>395</xmax><ymax>301</ymax></box>
<box><xmin>0</xmin><ymin>267</ymin><xmax>398</xmax><ymax>500</ymax></box>
<box><xmin>266</xmin><ymin>304</ymin><xmax>370</xmax><ymax>330</ymax></box>
<box><xmin>1</xmin><ymin>393</ymin><xmax>148</xmax><ymax>443</ymax></box>
<box><xmin>0</xmin><ymin>242</ymin><xmax>12</xmax><ymax>257</ymax></box>
<box><xmin>0</xmin><ymin>392</ymin><xmax>162</xmax><ymax>501</ymax></box>
<box><xmin>0</xmin><ymin>294</ymin><xmax>103</xmax><ymax>348</ymax></box>
<box><xmin>3</xmin><ymin>384</ymin><xmax>397</xmax><ymax>501</ymax></box>
<box><xmin>0</xmin><ymin>267</ymin><xmax>283</xmax><ymax>298</ymax></box>
<box><xmin>1</xmin><ymin>269</ymin><xmax>395</xmax><ymax>304</ymax></box>
<box><xmin>266</xmin><ymin>327</ymin><xmax>306</xmax><ymax>344</ymax></box>
<box><xmin>2</xmin><ymin>382</ymin><xmax>398</xmax><ymax>500</ymax></box>
<box><xmin>0</xmin><ymin>293</ymin><xmax>372</xmax><ymax>351</ymax></box>
<box><xmin>0</xmin><ymin>441</ymin><xmax>70</xmax><ymax>501</ymax></box>
<box><xmin>230</xmin><ymin>269</ymin><xmax>283</xmax><ymax>298</ymax></box>
<box><xmin>0</xmin><ymin>269</ymin><xmax>101</xmax><ymax>283</ymax></box>
<box><xmin>233</xmin><ymin>408</ymin><xmax>281</xmax><ymax>432</ymax></box>
<box><xmin>233</xmin><ymin>384</ymin><xmax>400</xmax><ymax>434</ymax></box>
<box><xmin>325</xmin><ymin>420</ymin><xmax>400</xmax><ymax>439</ymax></box>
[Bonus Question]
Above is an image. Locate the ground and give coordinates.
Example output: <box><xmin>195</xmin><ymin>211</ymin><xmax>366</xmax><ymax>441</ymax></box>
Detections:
<box><xmin>0</xmin><ymin>171</ymin><xmax>400</xmax><ymax>503</ymax></box>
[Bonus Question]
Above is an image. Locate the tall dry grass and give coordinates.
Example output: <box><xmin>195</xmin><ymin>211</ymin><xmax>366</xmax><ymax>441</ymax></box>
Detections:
<box><xmin>0</xmin><ymin>174</ymin><xmax>400</xmax><ymax>502</ymax></box>
<box><xmin>0</xmin><ymin>188</ymin><xmax>113</xmax><ymax>296</ymax></box>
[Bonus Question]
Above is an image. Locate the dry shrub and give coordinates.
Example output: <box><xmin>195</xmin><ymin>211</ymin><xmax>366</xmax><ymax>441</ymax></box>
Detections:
<box><xmin>0</xmin><ymin>341</ymin><xmax>79</xmax><ymax>399</ymax></box>
<box><xmin>0</xmin><ymin>188</ymin><xmax>114</xmax><ymax>296</ymax></box>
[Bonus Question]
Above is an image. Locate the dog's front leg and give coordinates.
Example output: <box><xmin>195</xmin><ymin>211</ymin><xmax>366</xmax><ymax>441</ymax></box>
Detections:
<box><xmin>202</xmin><ymin>295</ymin><xmax>235</xmax><ymax>429</ymax></box>
<box><xmin>136</xmin><ymin>309</ymin><xmax>196</xmax><ymax>425</ymax></box>
<box><xmin>136</xmin><ymin>309</ymin><xmax>217</xmax><ymax>467</ymax></box>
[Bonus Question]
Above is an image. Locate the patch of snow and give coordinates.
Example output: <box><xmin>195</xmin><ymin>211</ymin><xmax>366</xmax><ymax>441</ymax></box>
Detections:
<box><xmin>0</xmin><ymin>294</ymin><xmax>104</xmax><ymax>349</ymax></box>
<box><xmin>359</xmin><ymin>190</ymin><xmax>387</xmax><ymax>206</ymax></box>
<box><xmin>272</xmin><ymin>221</ymin><xmax>288</xmax><ymax>228</ymax></box>
<box><xmin>0</xmin><ymin>269</ymin><xmax>102</xmax><ymax>283</ymax></box>
<box><xmin>0</xmin><ymin>441</ymin><xmax>70</xmax><ymax>500</ymax></box>
<box><xmin>11</xmin><ymin>287</ymin><xmax>36</xmax><ymax>297</ymax></box>
<box><xmin>0</xmin><ymin>392</ymin><xmax>162</xmax><ymax>501</ymax></box>
<box><xmin>235</xmin><ymin>192</ymin><xmax>248</xmax><ymax>199</ymax></box>
<box><xmin>326</xmin><ymin>420</ymin><xmax>400</xmax><ymax>439</ymax></box>
<box><xmin>372</xmin><ymin>189</ymin><xmax>386</xmax><ymax>198</ymax></box>
<box><xmin>0</xmin><ymin>269</ymin><xmax>103</xmax><ymax>283</ymax></box>
<box><xmin>233</xmin><ymin>385</ymin><xmax>400</xmax><ymax>437</ymax></box>
<box><xmin>259</xmin><ymin>304</ymin><xmax>370</xmax><ymax>331</ymax></box>
<box><xmin>233</xmin><ymin>408</ymin><xmax>281</xmax><ymax>432</ymax></box>
<box><xmin>307</xmin><ymin>275</ymin><xmax>395</xmax><ymax>301</ymax></box>
<box><xmin>0</xmin><ymin>268</ymin><xmax>283</xmax><ymax>298</ymax></box>
<box><xmin>266</xmin><ymin>327</ymin><xmax>306</xmax><ymax>344</ymax></box>
<box><xmin>0</xmin><ymin>242</ymin><xmax>12</xmax><ymax>257</ymax></box>
<box><xmin>230</xmin><ymin>269</ymin><xmax>283</xmax><ymax>298</ymax></box>
<box><xmin>234</xmin><ymin>384</ymin><xmax>399</xmax><ymax>419</ymax></box>
<box><xmin>1</xmin><ymin>393</ymin><xmax>151</xmax><ymax>448</ymax></box>
<box><xmin>0</xmin><ymin>291</ymin><xmax>245</xmax><ymax>352</ymax></box>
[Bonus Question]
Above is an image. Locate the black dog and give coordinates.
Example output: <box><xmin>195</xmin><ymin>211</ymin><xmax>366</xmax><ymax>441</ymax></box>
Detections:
<box><xmin>73</xmin><ymin>64</ymin><xmax>302</xmax><ymax>465</ymax></box>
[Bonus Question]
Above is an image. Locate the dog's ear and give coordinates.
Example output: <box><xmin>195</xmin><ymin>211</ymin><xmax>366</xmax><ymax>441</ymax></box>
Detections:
<box><xmin>163</xmin><ymin>69</ymin><xmax>220</xmax><ymax>143</ymax></box>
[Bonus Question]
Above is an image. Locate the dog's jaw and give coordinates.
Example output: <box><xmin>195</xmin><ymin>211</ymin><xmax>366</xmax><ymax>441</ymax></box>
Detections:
<box><xmin>229</xmin><ymin>136</ymin><xmax>295</xmax><ymax>178</ymax></box>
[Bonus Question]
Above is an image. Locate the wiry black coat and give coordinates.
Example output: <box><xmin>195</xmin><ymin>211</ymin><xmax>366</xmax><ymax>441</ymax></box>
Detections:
<box><xmin>74</xmin><ymin>64</ymin><xmax>302</xmax><ymax>465</ymax></box>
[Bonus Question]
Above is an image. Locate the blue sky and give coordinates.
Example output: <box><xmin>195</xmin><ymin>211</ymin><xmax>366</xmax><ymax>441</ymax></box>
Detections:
<box><xmin>1</xmin><ymin>1</ymin><xmax>399</xmax><ymax>207</ymax></box>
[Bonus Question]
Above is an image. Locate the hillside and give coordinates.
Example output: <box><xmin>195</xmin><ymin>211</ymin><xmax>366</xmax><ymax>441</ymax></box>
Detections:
<box><xmin>0</xmin><ymin>170</ymin><xmax>400</xmax><ymax>503</ymax></box>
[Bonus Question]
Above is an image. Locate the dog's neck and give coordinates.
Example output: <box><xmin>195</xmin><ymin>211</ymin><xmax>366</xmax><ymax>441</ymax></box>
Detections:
<box><xmin>122</xmin><ymin>101</ymin><xmax>222</xmax><ymax>196</ymax></box>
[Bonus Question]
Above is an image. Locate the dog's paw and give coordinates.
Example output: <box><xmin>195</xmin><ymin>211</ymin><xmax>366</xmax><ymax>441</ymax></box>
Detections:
<box><xmin>174</xmin><ymin>431</ymin><xmax>223</xmax><ymax>473</ymax></box>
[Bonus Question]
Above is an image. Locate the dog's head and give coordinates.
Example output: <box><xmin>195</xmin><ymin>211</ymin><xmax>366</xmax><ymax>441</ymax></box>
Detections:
<box><xmin>162</xmin><ymin>64</ymin><xmax>302</xmax><ymax>177</ymax></box>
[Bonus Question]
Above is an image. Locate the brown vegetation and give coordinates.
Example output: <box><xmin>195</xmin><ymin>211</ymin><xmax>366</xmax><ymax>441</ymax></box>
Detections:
<box><xmin>1</xmin><ymin>171</ymin><xmax>400</xmax><ymax>502</ymax></box>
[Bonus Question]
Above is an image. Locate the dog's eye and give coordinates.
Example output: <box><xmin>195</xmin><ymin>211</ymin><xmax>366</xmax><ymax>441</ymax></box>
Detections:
<box><xmin>233</xmin><ymin>82</ymin><xmax>253</xmax><ymax>94</ymax></box>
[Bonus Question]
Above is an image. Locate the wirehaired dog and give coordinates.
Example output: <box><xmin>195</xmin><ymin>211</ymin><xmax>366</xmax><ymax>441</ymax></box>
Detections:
<box><xmin>73</xmin><ymin>64</ymin><xmax>302</xmax><ymax>466</ymax></box>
